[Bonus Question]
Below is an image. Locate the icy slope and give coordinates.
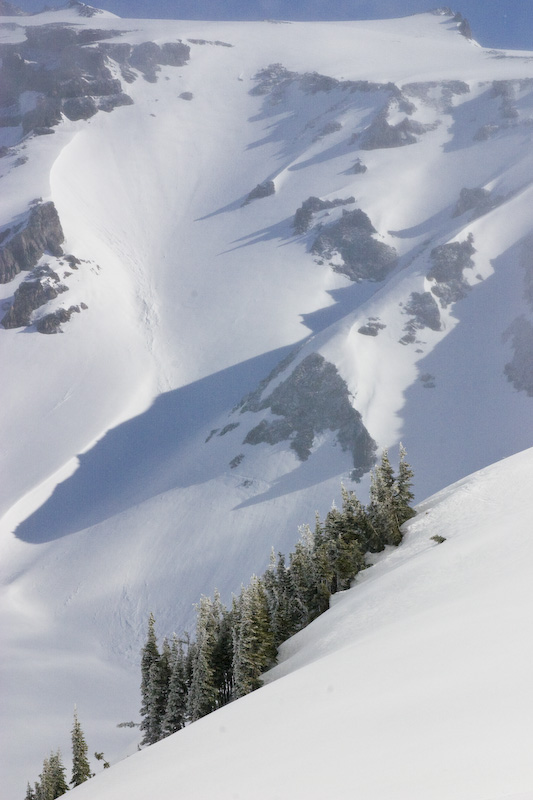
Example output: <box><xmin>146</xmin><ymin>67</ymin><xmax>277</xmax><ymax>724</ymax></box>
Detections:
<box><xmin>1</xmin><ymin>7</ymin><xmax>533</xmax><ymax>796</ymax></box>
<box><xmin>60</xmin><ymin>446</ymin><xmax>533</xmax><ymax>800</ymax></box>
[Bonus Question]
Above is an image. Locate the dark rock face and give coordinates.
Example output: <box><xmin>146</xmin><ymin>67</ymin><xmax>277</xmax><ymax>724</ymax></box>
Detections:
<box><xmin>454</xmin><ymin>12</ymin><xmax>473</xmax><ymax>39</ymax></box>
<box><xmin>129</xmin><ymin>40</ymin><xmax>190</xmax><ymax>82</ymax></box>
<box><xmin>36</xmin><ymin>305</ymin><xmax>81</xmax><ymax>333</ymax></box>
<box><xmin>0</xmin><ymin>25</ymin><xmax>189</xmax><ymax>138</ymax></box>
<box><xmin>311</xmin><ymin>209</ymin><xmax>398</xmax><ymax>282</ymax></box>
<box><xmin>62</xmin><ymin>95</ymin><xmax>98</xmax><ymax>121</ymax></box>
<box><xmin>0</xmin><ymin>1</ymin><xmax>26</xmax><ymax>14</ymax></box>
<box><xmin>400</xmin><ymin>291</ymin><xmax>441</xmax><ymax>344</ymax></box>
<box><xmin>179</xmin><ymin>91</ymin><xmax>193</xmax><ymax>101</ymax></box>
<box><xmin>0</xmin><ymin>203</ymin><xmax>64</xmax><ymax>284</ymax></box>
<box><xmin>97</xmin><ymin>93</ymin><xmax>134</xmax><ymax>113</ymax></box>
<box><xmin>22</xmin><ymin>97</ymin><xmax>62</xmax><ymax>134</ymax></box>
<box><xmin>243</xmin><ymin>180</ymin><xmax>275</xmax><ymax>205</ymax></box>
<box><xmin>405</xmin><ymin>291</ymin><xmax>441</xmax><ymax>331</ymax></box>
<box><xmin>293</xmin><ymin>196</ymin><xmax>355</xmax><ymax>234</ymax></box>
<box><xmin>503</xmin><ymin>316</ymin><xmax>533</xmax><ymax>395</ymax></box>
<box><xmin>352</xmin><ymin>159</ymin><xmax>367</xmax><ymax>174</ymax></box>
<box><xmin>187</xmin><ymin>38</ymin><xmax>233</xmax><ymax>48</ymax></box>
<box><xmin>250</xmin><ymin>63</ymin><xmax>399</xmax><ymax>103</ymax></box>
<box><xmin>240</xmin><ymin>352</ymin><xmax>376</xmax><ymax>478</ymax></box>
<box><xmin>360</xmin><ymin>113</ymin><xmax>434</xmax><ymax>150</ymax></box>
<box><xmin>1</xmin><ymin>274</ymin><xmax>66</xmax><ymax>328</ymax></box>
<box><xmin>427</xmin><ymin>235</ymin><xmax>476</xmax><ymax>307</ymax></box>
<box><xmin>452</xmin><ymin>186</ymin><xmax>503</xmax><ymax>219</ymax></box>
<box><xmin>358</xmin><ymin>319</ymin><xmax>386</xmax><ymax>336</ymax></box>
<box><xmin>67</xmin><ymin>0</ymin><xmax>102</xmax><ymax>17</ymax></box>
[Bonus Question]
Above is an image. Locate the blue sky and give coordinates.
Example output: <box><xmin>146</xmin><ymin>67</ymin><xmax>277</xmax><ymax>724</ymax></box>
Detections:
<box><xmin>11</xmin><ymin>1</ymin><xmax>533</xmax><ymax>51</ymax></box>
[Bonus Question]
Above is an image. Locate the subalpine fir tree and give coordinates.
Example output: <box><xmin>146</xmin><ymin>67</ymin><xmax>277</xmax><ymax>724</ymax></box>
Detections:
<box><xmin>308</xmin><ymin>512</ymin><xmax>335</xmax><ymax>618</ymax></box>
<box><xmin>187</xmin><ymin>595</ymin><xmax>219</xmax><ymax>721</ymax></box>
<box><xmin>48</xmin><ymin>751</ymin><xmax>69</xmax><ymax>798</ymax></box>
<box><xmin>139</xmin><ymin>613</ymin><xmax>165</xmax><ymax>746</ymax></box>
<box><xmin>288</xmin><ymin>525</ymin><xmax>316</xmax><ymax>628</ymax></box>
<box><xmin>70</xmin><ymin>709</ymin><xmax>91</xmax><ymax>787</ymax></box>
<box><xmin>232</xmin><ymin>576</ymin><xmax>275</xmax><ymax>699</ymax></box>
<box><xmin>37</xmin><ymin>756</ymin><xmax>51</xmax><ymax>800</ymax></box>
<box><xmin>161</xmin><ymin>635</ymin><xmax>189</xmax><ymax>736</ymax></box>
<box><xmin>394</xmin><ymin>443</ymin><xmax>416</xmax><ymax>525</ymax></box>
<box><xmin>24</xmin><ymin>782</ymin><xmax>36</xmax><ymax>800</ymax></box>
<box><xmin>209</xmin><ymin>590</ymin><xmax>234</xmax><ymax>707</ymax></box>
<box><xmin>264</xmin><ymin>552</ymin><xmax>301</xmax><ymax>647</ymax></box>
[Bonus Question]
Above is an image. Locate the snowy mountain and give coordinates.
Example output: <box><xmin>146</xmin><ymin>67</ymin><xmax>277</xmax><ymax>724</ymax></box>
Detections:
<box><xmin>1</xmin><ymin>4</ymin><xmax>533</xmax><ymax>796</ymax></box>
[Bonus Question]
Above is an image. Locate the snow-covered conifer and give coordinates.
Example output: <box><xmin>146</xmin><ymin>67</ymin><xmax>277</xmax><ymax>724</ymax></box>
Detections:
<box><xmin>161</xmin><ymin>635</ymin><xmax>189</xmax><ymax>735</ymax></box>
<box><xmin>70</xmin><ymin>709</ymin><xmax>91</xmax><ymax>786</ymax></box>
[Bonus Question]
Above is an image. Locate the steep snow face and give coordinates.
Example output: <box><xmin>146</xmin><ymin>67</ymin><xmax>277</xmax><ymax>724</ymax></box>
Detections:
<box><xmin>1</xmin><ymin>9</ymin><xmax>533</xmax><ymax>796</ymax></box>
<box><xmin>41</xmin><ymin>446</ymin><xmax>533</xmax><ymax>800</ymax></box>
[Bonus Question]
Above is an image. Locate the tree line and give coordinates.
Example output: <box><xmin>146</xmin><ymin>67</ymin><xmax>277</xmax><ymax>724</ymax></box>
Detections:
<box><xmin>139</xmin><ymin>446</ymin><xmax>415</xmax><ymax>746</ymax></box>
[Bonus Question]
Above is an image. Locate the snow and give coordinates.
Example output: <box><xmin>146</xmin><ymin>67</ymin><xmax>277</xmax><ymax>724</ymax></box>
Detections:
<box><xmin>47</xmin><ymin>446</ymin><xmax>533</xmax><ymax>800</ymax></box>
<box><xmin>1</xmin><ymin>8</ymin><xmax>533</xmax><ymax>796</ymax></box>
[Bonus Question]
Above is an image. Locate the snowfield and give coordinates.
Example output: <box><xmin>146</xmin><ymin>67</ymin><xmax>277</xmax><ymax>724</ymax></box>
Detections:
<box><xmin>1</xmin><ymin>4</ymin><xmax>533</xmax><ymax>796</ymax></box>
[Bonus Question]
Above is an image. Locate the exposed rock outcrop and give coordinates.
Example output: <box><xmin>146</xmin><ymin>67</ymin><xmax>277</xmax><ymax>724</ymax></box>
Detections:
<box><xmin>243</xmin><ymin>180</ymin><xmax>275</xmax><ymax>205</ymax></box>
<box><xmin>0</xmin><ymin>203</ymin><xmax>64</xmax><ymax>284</ymax></box>
<box><xmin>0</xmin><ymin>26</ymin><xmax>189</xmax><ymax>139</ymax></box>
<box><xmin>0</xmin><ymin>1</ymin><xmax>26</xmax><ymax>14</ymax></box>
<box><xmin>36</xmin><ymin>305</ymin><xmax>82</xmax><ymax>334</ymax></box>
<box><xmin>360</xmin><ymin>112</ymin><xmax>435</xmax><ymax>150</ymax></box>
<box><xmin>311</xmin><ymin>208</ymin><xmax>398</xmax><ymax>282</ymax></box>
<box><xmin>239</xmin><ymin>352</ymin><xmax>376</xmax><ymax>478</ymax></box>
<box><xmin>358</xmin><ymin>318</ymin><xmax>386</xmax><ymax>336</ymax></box>
<box><xmin>1</xmin><ymin>272</ymin><xmax>67</xmax><ymax>328</ymax></box>
<box><xmin>452</xmin><ymin>186</ymin><xmax>503</xmax><ymax>219</ymax></box>
<box><xmin>427</xmin><ymin>235</ymin><xmax>476</xmax><ymax>307</ymax></box>
<box><xmin>293</xmin><ymin>196</ymin><xmax>355</xmax><ymax>234</ymax></box>
<box><xmin>400</xmin><ymin>291</ymin><xmax>441</xmax><ymax>344</ymax></box>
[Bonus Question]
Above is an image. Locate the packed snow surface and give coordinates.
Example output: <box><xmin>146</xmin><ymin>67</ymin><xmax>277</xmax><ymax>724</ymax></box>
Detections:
<box><xmin>1</xmin><ymin>6</ymin><xmax>533</xmax><ymax>796</ymax></box>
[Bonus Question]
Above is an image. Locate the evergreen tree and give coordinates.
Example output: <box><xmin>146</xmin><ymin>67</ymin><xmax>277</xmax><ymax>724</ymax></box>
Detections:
<box><xmin>263</xmin><ymin>552</ymin><xmax>301</xmax><ymax>647</ymax></box>
<box><xmin>24</xmin><ymin>783</ymin><xmax>36</xmax><ymax>800</ymax></box>
<box><xmin>139</xmin><ymin>613</ymin><xmax>165</xmax><ymax>746</ymax></box>
<box><xmin>308</xmin><ymin>512</ymin><xmax>334</xmax><ymax>618</ymax></box>
<box><xmin>48</xmin><ymin>751</ymin><xmax>69</xmax><ymax>798</ymax></box>
<box><xmin>38</xmin><ymin>757</ymin><xmax>51</xmax><ymax>800</ymax></box>
<box><xmin>70</xmin><ymin>709</ymin><xmax>91</xmax><ymax>787</ymax></box>
<box><xmin>367</xmin><ymin>451</ymin><xmax>402</xmax><ymax>548</ymax></box>
<box><xmin>394</xmin><ymin>443</ymin><xmax>416</xmax><ymax>525</ymax></box>
<box><xmin>232</xmin><ymin>576</ymin><xmax>275</xmax><ymax>699</ymax></box>
<box><xmin>187</xmin><ymin>595</ymin><xmax>219</xmax><ymax>721</ymax></box>
<box><xmin>210</xmin><ymin>591</ymin><xmax>234</xmax><ymax>707</ymax></box>
<box><xmin>288</xmin><ymin>526</ymin><xmax>316</xmax><ymax>628</ymax></box>
<box><xmin>161</xmin><ymin>635</ymin><xmax>189</xmax><ymax>736</ymax></box>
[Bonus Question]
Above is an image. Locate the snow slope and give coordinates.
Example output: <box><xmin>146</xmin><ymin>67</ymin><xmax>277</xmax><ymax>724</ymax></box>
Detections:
<box><xmin>1</xmin><ymin>6</ymin><xmax>533</xmax><ymax>795</ymax></box>
<box><xmin>57</xmin><ymin>446</ymin><xmax>533</xmax><ymax>800</ymax></box>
